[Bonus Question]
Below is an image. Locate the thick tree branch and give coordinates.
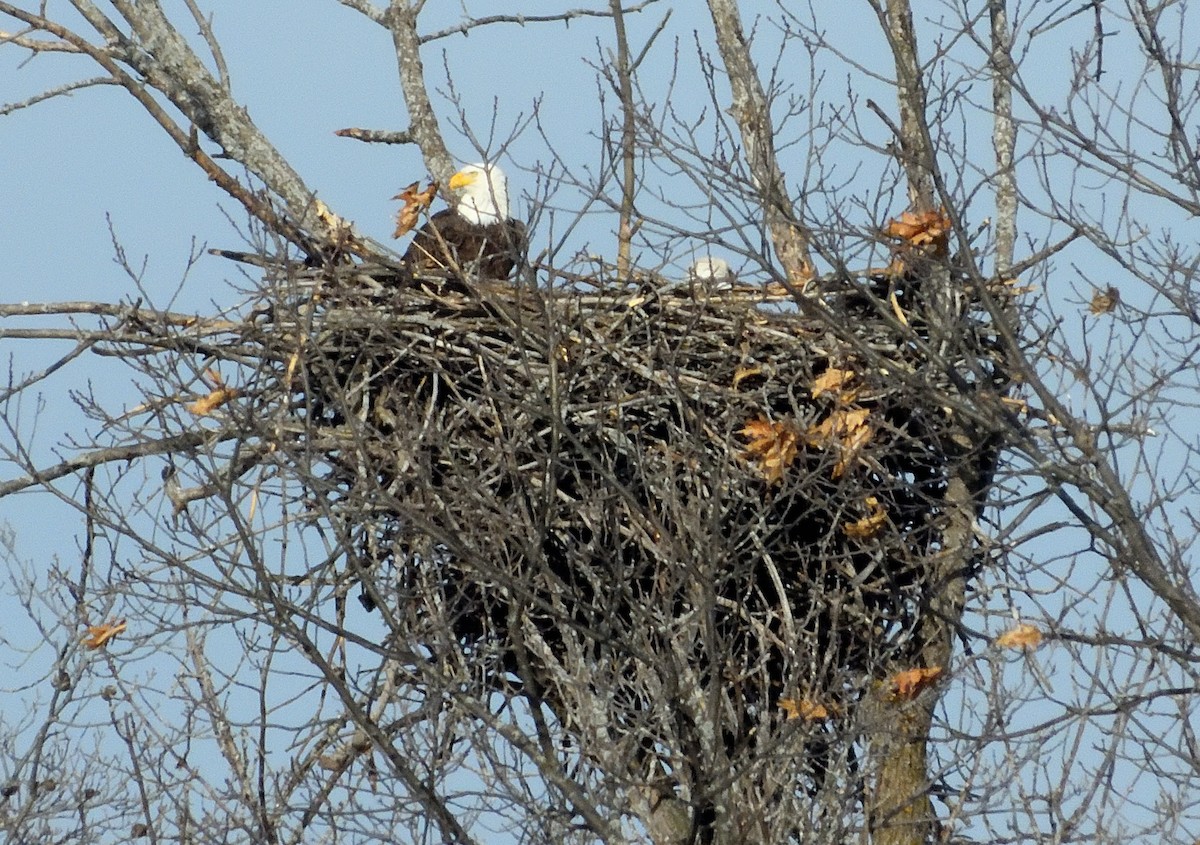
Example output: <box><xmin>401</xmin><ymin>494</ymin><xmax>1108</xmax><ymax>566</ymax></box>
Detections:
<box><xmin>386</xmin><ymin>0</ymin><xmax>454</xmax><ymax>185</ymax></box>
<box><xmin>609</xmin><ymin>0</ymin><xmax>637</xmax><ymax>278</ymax></box>
<box><xmin>990</xmin><ymin>0</ymin><xmax>1017</xmax><ymax>277</ymax></box>
<box><xmin>706</xmin><ymin>0</ymin><xmax>813</xmax><ymax>289</ymax></box>
<box><xmin>875</xmin><ymin>0</ymin><xmax>936</xmax><ymax>210</ymax></box>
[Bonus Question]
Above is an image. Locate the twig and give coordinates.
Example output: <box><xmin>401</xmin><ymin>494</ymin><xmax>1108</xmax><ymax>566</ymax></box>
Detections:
<box><xmin>0</xmin><ymin>430</ymin><xmax>232</xmax><ymax>498</ymax></box>
<box><xmin>419</xmin><ymin>3</ymin><xmax>662</xmax><ymax>43</ymax></box>
<box><xmin>0</xmin><ymin>77</ymin><xmax>116</xmax><ymax>116</ymax></box>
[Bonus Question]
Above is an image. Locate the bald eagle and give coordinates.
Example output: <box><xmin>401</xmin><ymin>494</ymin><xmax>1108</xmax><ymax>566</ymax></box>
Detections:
<box><xmin>688</xmin><ymin>256</ymin><xmax>735</xmax><ymax>290</ymax></box>
<box><xmin>403</xmin><ymin>163</ymin><xmax>527</xmax><ymax>280</ymax></box>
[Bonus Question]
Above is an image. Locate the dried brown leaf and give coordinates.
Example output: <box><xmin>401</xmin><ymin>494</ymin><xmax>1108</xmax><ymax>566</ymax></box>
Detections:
<box><xmin>82</xmin><ymin>619</ymin><xmax>127</xmax><ymax>650</ymax></box>
<box><xmin>1089</xmin><ymin>286</ymin><xmax>1120</xmax><ymax>315</ymax></box>
<box><xmin>779</xmin><ymin>697</ymin><xmax>834</xmax><ymax>721</ymax></box>
<box><xmin>884</xmin><ymin>208</ymin><xmax>952</xmax><ymax>256</ymax></box>
<box><xmin>805</xmin><ymin>406</ymin><xmax>873</xmax><ymax>478</ymax></box>
<box><xmin>994</xmin><ymin>624</ymin><xmax>1043</xmax><ymax>650</ymax></box>
<box><xmin>188</xmin><ymin>386</ymin><xmax>239</xmax><ymax>416</ymax></box>
<box><xmin>811</xmin><ymin>367</ymin><xmax>856</xmax><ymax>399</ymax></box>
<box><xmin>888</xmin><ymin>666</ymin><xmax>943</xmax><ymax>700</ymax></box>
<box><xmin>392</xmin><ymin>180</ymin><xmax>438</xmax><ymax>239</ymax></box>
<box><xmin>741</xmin><ymin>418</ymin><xmax>800</xmax><ymax>485</ymax></box>
<box><xmin>843</xmin><ymin>496</ymin><xmax>887</xmax><ymax>539</ymax></box>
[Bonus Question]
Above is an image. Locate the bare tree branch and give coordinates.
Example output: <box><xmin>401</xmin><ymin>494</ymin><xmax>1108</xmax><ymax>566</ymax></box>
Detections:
<box><xmin>0</xmin><ymin>430</ymin><xmax>227</xmax><ymax>498</ymax></box>
<box><xmin>609</xmin><ymin>1</ymin><xmax>637</xmax><ymax>279</ymax></box>
<box><xmin>872</xmin><ymin>0</ymin><xmax>936</xmax><ymax>210</ymax></box>
<box><xmin>386</xmin><ymin>0</ymin><xmax>454</xmax><ymax>184</ymax></box>
<box><xmin>989</xmin><ymin>0</ymin><xmax>1017</xmax><ymax>278</ymax></box>
<box><xmin>706</xmin><ymin>0</ymin><xmax>814</xmax><ymax>289</ymax></box>
<box><xmin>420</xmin><ymin>2</ymin><xmax>662</xmax><ymax>43</ymax></box>
<box><xmin>0</xmin><ymin>76</ymin><xmax>117</xmax><ymax>115</ymax></box>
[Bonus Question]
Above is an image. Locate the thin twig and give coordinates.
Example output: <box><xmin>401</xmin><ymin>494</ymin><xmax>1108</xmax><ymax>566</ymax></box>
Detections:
<box><xmin>419</xmin><ymin>3</ymin><xmax>661</xmax><ymax>43</ymax></box>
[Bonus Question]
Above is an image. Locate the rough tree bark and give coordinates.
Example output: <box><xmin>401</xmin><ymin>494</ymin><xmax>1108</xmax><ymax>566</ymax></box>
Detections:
<box><xmin>706</xmin><ymin>0</ymin><xmax>814</xmax><ymax>290</ymax></box>
<box><xmin>386</xmin><ymin>0</ymin><xmax>455</xmax><ymax>185</ymax></box>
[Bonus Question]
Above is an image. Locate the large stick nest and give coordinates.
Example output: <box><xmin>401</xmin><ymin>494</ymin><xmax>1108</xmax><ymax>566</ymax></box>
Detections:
<box><xmin>208</xmin><ymin>254</ymin><xmax>1005</xmax><ymax>760</ymax></box>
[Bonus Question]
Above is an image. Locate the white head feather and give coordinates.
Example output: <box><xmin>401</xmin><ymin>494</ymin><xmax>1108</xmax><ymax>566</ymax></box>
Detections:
<box><xmin>688</xmin><ymin>256</ymin><xmax>734</xmax><ymax>289</ymax></box>
<box><xmin>449</xmin><ymin>162</ymin><xmax>510</xmax><ymax>226</ymax></box>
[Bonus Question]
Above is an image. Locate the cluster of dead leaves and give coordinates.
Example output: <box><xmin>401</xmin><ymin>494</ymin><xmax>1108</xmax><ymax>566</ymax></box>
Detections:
<box><xmin>740</xmin><ymin>418</ymin><xmax>800</xmax><ymax>485</ymax></box>
<box><xmin>779</xmin><ymin>697</ymin><xmax>838</xmax><ymax>722</ymax></box>
<box><xmin>804</xmin><ymin>406</ymin><xmax>872</xmax><ymax>479</ymax></box>
<box><xmin>392</xmin><ymin>180</ymin><xmax>438</xmax><ymax>239</ymax></box>
<box><xmin>806</xmin><ymin>365</ymin><xmax>874</xmax><ymax>480</ymax></box>
<box><xmin>884</xmin><ymin>208</ymin><xmax>951</xmax><ymax>256</ymax></box>
<box><xmin>187</xmin><ymin>368</ymin><xmax>238</xmax><ymax>416</ymax></box>
<box><xmin>1089</xmin><ymin>285</ymin><xmax>1120</xmax><ymax>315</ymax></box>
<box><xmin>772</xmin><ymin>615</ymin><xmax>1043</xmax><ymax>724</ymax></box>
<box><xmin>739</xmin><ymin>365</ymin><xmax>876</xmax><ymax>487</ymax></box>
<box><xmin>780</xmin><ymin>666</ymin><xmax>947</xmax><ymax>718</ymax></box>
<box><xmin>994</xmin><ymin>623</ymin><xmax>1043</xmax><ymax>650</ymax></box>
<box><xmin>82</xmin><ymin>619</ymin><xmax>126</xmax><ymax>650</ymax></box>
<box><xmin>843</xmin><ymin>495</ymin><xmax>887</xmax><ymax>539</ymax></box>
<box><xmin>877</xmin><ymin>207</ymin><xmax>953</xmax><ymax>279</ymax></box>
<box><xmin>887</xmin><ymin>666</ymin><xmax>943</xmax><ymax>701</ymax></box>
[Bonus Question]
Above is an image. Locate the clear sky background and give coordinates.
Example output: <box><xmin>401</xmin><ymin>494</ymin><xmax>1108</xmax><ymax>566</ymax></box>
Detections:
<box><xmin>2</xmin><ymin>2</ymin><xmax>1197</xmax><ymax>842</ymax></box>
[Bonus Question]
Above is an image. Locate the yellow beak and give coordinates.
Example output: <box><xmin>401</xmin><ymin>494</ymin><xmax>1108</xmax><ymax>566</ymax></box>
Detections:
<box><xmin>448</xmin><ymin>169</ymin><xmax>476</xmax><ymax>191</ymax></box>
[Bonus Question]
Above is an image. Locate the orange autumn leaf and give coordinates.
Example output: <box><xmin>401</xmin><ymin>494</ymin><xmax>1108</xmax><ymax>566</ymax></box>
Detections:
<box><xmin>884</xmin><ymin>208</ymin><xmax>952</xmax><ymax>256</ymax></box>
<box><xmin>805</xmin><ymin>406</ymin><xmax>872</xmax><ymax>478</ymax></box>
<box><xmin>843</xmin><ymin>496</ymin><xmax>887</xmax><ymax>539</ymax></box>
<box><xmin>995</xmin><ymin>624</ymin><xmax>1043</xmax><ymax>650</ymax></box>
<box><xmin>82</xmin><ymin>619</ymin><xmax>127</xmax><ymax>650</ymax></box>
<box><xmin>780</xmin><ymin>697</ymin><xmax>834</xmax><ymax>721</ymax></box>
<box><xmin>811</xmin><ymin>367</ymin><xmax>857</xmax><ymax>400</ymax></box>
<box><xmin>187</xmin><ymin>369</ymin><xmax>238</xmax><ymax>416</ymax></box>
<box><xmin>188</xmin><ymin>386</ymin><xmax>238</xmax><ymax>416</ymax></box>
<box><xmin>805</xmin><ymin>406</ymin><xmax>871</xmax><ymax>441</ymax></box>
<box><xmin>392</xmin><ymin>180</ymin><xmax>438</xmax><ymax>239</ymax></box>
<box><xmin>741</xmin><ymin>417</ymin><xmax>800</xmax><ymax>484</ymax></box>
<box><xmin>888</xmin><ymin>666</ymin><xmax>943</xmax><ymax>700</ymax></box>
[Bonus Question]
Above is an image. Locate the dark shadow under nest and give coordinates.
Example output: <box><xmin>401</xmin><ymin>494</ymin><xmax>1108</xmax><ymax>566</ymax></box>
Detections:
<box><xmin>220</xmin><ymin>253</ymin><xmax>1008</xmax><ymax>779</ymax></box>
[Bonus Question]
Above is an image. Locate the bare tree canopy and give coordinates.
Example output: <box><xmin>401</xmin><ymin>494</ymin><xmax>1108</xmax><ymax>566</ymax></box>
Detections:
<box><xmin>2</xmin><ymin>3</ymin><xmax>1199</xmax><ymax>845</ymax></box>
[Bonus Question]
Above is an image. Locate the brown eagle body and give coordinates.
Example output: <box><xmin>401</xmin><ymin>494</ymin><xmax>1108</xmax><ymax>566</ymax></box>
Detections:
<box><xmin>403</xmin><ymin>162</ymin><xmax>527</xmax><ymax>280</ymax></box>
<box><xmin>405</xmin><ymin>209</ymin><xmax>528</xmax><ymax>280</ymax></box>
